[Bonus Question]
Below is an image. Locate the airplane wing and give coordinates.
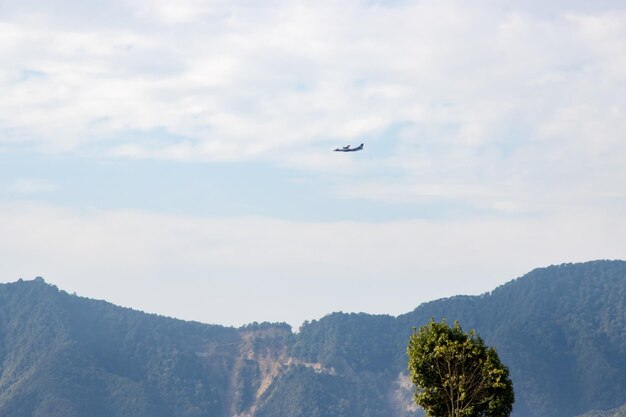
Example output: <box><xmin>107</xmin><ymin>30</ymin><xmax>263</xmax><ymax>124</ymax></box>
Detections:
<box><xmin>333</xmin><ymin>144</ymin><xmax>364</xmax><ymax>152</ymax></box>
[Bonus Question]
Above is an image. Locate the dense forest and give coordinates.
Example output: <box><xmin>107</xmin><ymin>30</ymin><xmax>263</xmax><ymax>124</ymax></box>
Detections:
<box><xmin>0</xmin><ymin>260</ymin><xmax>624</xmax><ymax>417</ymax></box>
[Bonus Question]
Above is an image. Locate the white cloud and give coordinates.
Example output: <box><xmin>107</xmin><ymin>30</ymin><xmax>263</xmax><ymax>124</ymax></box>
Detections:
<box><xmin>7</xmin><ymin>179</ymin><xmax>59</xmax><ymax>194</ymax></box>
<box><xmin>1</xmin><ymin>1</ymin><xmax>624</xmax><ymax>161</ymax></box>
<box><xmin>126</xmin><ymin>0</ymin><xmax>221</xmax><ymax>25</ymax></box>
<box><xmin>0</xmin><ymin>1</ymin><xmax>624</xmax><ymax>327</ymax></box>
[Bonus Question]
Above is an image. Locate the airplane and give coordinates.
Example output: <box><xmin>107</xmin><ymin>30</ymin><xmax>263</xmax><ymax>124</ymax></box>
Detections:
<box><xmin>333</xmin><ymin>143</ymin><xmax>364</xmax><ymax>152</ymax></box>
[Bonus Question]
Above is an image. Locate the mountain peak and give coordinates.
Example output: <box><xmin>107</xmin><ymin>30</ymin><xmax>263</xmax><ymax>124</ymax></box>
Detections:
<box><xmin>0</xmin><ymin>261</ymin><xmax>623</xmax><ymax>417</ymax></box>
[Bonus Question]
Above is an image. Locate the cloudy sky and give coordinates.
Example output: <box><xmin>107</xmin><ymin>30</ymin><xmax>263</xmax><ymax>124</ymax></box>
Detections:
<box><xmin>1</xmin><ymin>0</ymin><xmax>625</xmax><ymax>328</ymax></box>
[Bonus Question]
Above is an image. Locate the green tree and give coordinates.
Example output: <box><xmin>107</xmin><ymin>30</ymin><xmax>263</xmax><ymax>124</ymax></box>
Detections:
<box><xmin>407</xmin><ymin>319</ymin><xmax>514</xmax><ymax>417</ymax></box>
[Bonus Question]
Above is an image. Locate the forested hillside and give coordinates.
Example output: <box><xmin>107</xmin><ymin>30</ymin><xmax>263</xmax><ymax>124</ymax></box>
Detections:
<box><xmin>0</xmin><ymin>260</ymin><xmax>624</xmax><ymax>417</ymax></box>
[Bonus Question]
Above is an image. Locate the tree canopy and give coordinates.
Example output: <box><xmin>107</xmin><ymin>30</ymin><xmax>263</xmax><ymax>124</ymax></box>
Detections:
<box><xmin>407</xmin><ymin>319</ymin><xmax>514</xmax><ymax>417</ymax></box>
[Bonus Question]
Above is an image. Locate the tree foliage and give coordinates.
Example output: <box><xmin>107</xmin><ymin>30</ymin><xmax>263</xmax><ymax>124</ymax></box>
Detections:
<box><xmin>407</xmin><ymin>319</ymin><xmax>514</xmax><ymax>417</ymax></box>
<box><xmin>0</xmin><ymin>260</ymin><xmax>624</xmax><ymax>417</ymax></box>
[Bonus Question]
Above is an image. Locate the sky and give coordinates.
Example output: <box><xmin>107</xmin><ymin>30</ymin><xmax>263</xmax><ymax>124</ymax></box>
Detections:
<box><xmin>1</xmin><ymin>0</ymin><xmax>625</xmax><ymax>328</ymax></box>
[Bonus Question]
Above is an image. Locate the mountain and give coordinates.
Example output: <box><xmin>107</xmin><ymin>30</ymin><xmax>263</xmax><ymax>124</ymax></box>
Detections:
<box><xmin>0</xmin><ymin>260</ymin><xmax>624</xmax><ymax>417</ymax></box>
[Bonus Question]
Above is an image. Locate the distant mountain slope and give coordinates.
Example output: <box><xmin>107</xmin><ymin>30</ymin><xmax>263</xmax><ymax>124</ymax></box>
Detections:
<box><xmin>271</xmin><ymin>260</ymin><xmax>626</xmax><ymax>417</ymax></box>
<box><xmin>0</xmin><ymin>277</ymin><xmax>243</xmax><ymax>417</ymax></box>
<box><xmin>396</xmin><ymin>260</ymin><xmax>626</xmax><ymax>417</ymax></box>
<box><xmin>0</xmin><ymin>260</ymin><xmax>624</xmax><ymax>417</ymax></box>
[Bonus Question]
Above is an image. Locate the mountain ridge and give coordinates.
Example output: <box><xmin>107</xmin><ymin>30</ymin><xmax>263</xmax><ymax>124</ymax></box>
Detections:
<box><xmin>0</xmin><ymin>259</ymin><xmax>624</xmax><ymax>417</ymax></box>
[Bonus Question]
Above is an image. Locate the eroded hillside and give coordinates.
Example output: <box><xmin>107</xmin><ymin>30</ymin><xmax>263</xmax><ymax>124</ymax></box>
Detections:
<box><xmin>0</xmin><ymin>260</ymin><xmax>624</xmax><ymax>417</ymax></box>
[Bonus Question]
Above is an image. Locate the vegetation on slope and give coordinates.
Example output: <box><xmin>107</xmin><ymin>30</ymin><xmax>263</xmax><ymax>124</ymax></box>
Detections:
<box><xmin>0</xmin><ymin>260</ymin><xmax>623</xmax><ymax>417</ymax></box>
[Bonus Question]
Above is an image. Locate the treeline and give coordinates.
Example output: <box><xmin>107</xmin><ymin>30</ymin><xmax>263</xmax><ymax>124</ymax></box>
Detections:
<box><xmin>0</xmin><ymin>260</ymin><xmax>624</xmax><ymax>417</ymax></box>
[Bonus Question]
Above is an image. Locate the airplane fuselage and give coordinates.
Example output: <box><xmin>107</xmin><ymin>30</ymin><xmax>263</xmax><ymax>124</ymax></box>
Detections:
<box><xmin>333</xmin><ymin>144</ymin><xmax>364</xmax><ymax>152</ymax></box>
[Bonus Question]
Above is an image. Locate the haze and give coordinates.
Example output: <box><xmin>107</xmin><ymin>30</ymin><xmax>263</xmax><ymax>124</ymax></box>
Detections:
<box><xmin>1</xmin><ymin>0</ymin><xmax>625</xmax><ymax>327</ymax></box>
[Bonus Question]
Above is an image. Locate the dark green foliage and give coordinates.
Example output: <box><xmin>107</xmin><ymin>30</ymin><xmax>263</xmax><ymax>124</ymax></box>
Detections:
<box><xmin>232</xmin><ymin>359</ymin><xmax>260</xmax><ymax>414</ymax></box>
<box><xmin>254</xmin><ymin>366</ymin><xmax>391</xmax><ymax>417</ymax></box>
<box><xmin>0</xmin><ymin>260</ymin><xmax>624</xmax><ymax>417</ymax></box>
<box><xmin>291</xmin><ymin>312</ymin><xmax>400</xmax><ymax>373</ymax></box>
<box><xmin>407</xmin><ymin>320</ymin><xmax>514</xmax><ymax>417</ymax></box>
<box><xmin>396</xmin><ymin>261</ymin><xmax>626</xmax><ymax>417</ymax></box>
<box><xmin>0</xmin><ymin>278</ymin><xmax>239</xmax><ymax>417</ymax></box>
